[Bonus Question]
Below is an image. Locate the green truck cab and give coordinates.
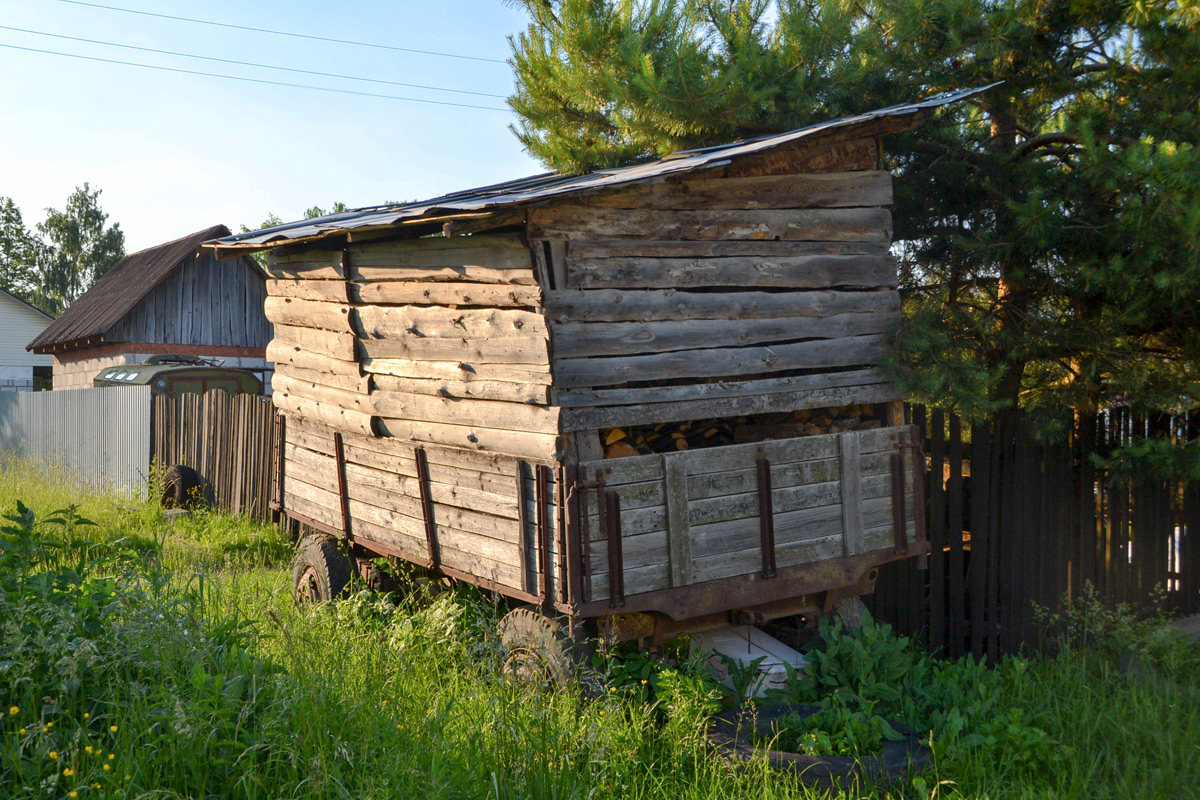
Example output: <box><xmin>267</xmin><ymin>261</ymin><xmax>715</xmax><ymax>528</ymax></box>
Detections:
<box><xmin>93</xmin><ymin>355</ymin><xmax>263</xmax><ymax>396</ymax></box>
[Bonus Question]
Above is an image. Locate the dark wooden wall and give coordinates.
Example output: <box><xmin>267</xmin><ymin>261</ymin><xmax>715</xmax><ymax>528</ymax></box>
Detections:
<box><xmin>869</xmin><ymin>406</ymin><xmax>1200</xmax><ymax>658</ymax></box>
<box><xmin>112</xmin><ymin>251</ymin><xmax>272</xmax><ymax>348</ymax></box>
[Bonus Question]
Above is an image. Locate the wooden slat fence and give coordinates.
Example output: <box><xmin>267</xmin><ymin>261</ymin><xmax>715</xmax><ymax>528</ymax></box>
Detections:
<box><xmin>869</xmin><ymin>406</ymin><xmax>1200</xmax><ymax>657</ymax></box>
<box><xmin>152</xmin><ymin>392</ymin><xmax>277</xmax><ymax>519</ymax></box>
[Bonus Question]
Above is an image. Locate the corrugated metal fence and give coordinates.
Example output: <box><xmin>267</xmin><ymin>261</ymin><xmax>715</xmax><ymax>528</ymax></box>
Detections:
<box><xmin>0</xmin><ymin>385</ymin><xmax>152</xmax><ymax>496</ymax></box>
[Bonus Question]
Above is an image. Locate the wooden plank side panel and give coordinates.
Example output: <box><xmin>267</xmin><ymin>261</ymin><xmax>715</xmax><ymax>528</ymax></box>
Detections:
<box><xmin>550</xmin><ymin>310</ymin><xmax>899</xmax><ymax>358</ymax></box>
<box><xmin>566</xmin><ymin>253</ymin><xmax>895</xmax><ymax>290</ymax></box>
<box><xmin>544</xmin><ymin>288</ymin><xmax>900</xmax><ymax>324</ymax></box>
<box><xmin>530</xmin><ymin>207</ymin><xmax>892</xmax><ymax>244</ymax></box>
<box><xmin>574</xmin><ymin>170</ymin><xmax>893</xmax><ymax>211</ymax></box>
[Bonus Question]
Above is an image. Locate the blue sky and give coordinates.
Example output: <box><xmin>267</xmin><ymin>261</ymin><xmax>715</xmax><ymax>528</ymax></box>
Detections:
<box><xmin>0</xmin><ymin>0</ymin><xmax>543</xmax><ymax>251</ymax></box>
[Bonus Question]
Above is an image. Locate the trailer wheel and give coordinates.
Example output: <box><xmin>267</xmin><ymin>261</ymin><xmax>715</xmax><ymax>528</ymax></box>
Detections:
<box><xmin>292</xmin><ymin>536</ymin><xmax>352</xmax><ymax>604</ymax></box>
<box><xmin>498</xmin><ymin>608</ymin><xmax>575</xmax><ymax>686</ymax></box>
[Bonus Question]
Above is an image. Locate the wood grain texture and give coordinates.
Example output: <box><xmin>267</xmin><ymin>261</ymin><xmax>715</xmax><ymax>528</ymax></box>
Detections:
<box><xmin>272</xmin><ymin>323</ymin><xmax>357</xmax><ymax>361</ymax></box>
<box><xmin>371</xmin><ymin>390</ymin><xmax>559</xmax><ymax>435</ymax></box>
<box><xmin>375</xmin><ymin>416</ymin><xmax>560</xmax><ymax>462</ymax></box>
<box><xmin>361</xmin><ymin>356</ymin><xmax>553</xmax><ymax>386</ymax></box>
<box><xmin>351</xmin><ymin>281</ymin><xmax>542</xmax><ymax>308</ymax></box>
<box><xmin>575</xmin><ymin>170</ymin><xmax>892</xmax><ymax>210</ymax></box>
<box><xmin>264</xmin><ymin>296</ymin><xmax>355</xmax><ymax>333</ymax></box>
<box><xmin>266</xmin><ymin>278</ymin><xmax>348</xmax><ymax>302</ymax></box>
<box><xmin>531</xmin><ymin>206</ymin><xmax>891</xmax><ymax>243</ymax></box>
<box><xmin>559</xmin><ymin>382</ymin><xmax>900</xmax><ymax>431</ymax></box>
<box><xmin>554</xmin><ymin>333</ymin><xmax>891</xmax><ymax>389</ymax></box>
<box><xmin>265</xmin><ymin>249</ymin><xmax>345</xmax><ymax>280</ymax></box>
<box><xmin>840</xmin><ymin>433</ymin><xmax>865</xmax><ymax>555</ymax></box>
<box><xmin>544</xmin><ymin>288</ymin><xmax>899</xmax><ymax>324</ymax></box>
<box><xmin>371</xmin><ymin>373</ymin><xmax>550</xmax><ymax>404</ymax></box>
<box><xmin>551</xmin><ymin>311</ymin><xmax>899</xmax><ymax>358</ymax></box>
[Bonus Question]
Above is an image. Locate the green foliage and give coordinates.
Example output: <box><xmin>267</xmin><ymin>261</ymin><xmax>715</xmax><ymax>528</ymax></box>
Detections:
<box><xmin>0</xmin><ymin>197</ymin><xmax>38</xmax><ymax>302</ymax></box>
<box><xmin>508</xmin><ymin>0</ymin><xmax>1200</xmax><ymax>464</ymax></box>
<box><xmin>34</xmin><ymin>183</ymin><xmax>125</xmax><ymax>315</ymax></box>
<box><xmin>767</xmin><ymin>698</ymin><xmax>904</xmax><ymax>757</ymax></box>
<box><xmin>0</xmin><ymin>186</ymin><xmax>124</xmax><ymax>315</ymax></box>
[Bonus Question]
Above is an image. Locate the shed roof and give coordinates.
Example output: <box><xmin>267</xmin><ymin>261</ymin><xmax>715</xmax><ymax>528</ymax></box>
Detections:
<box><xmin>28</xmin><ymin>224</ymin><xmax>232</xmax><ymax>353</ymax></box>
<box><xmin>210</xmin><ymin>85</ymin><xmax>994</xmax><ymax>253</ymax></box>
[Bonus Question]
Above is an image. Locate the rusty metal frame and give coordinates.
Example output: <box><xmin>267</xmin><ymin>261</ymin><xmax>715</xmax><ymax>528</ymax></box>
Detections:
<box><xmin>414</xmin><ymin>447</ymin><xmax>439</xmax><ymax>567</ymax></box>
<box><xmin>333</xmin><ymin>432</ymin><xmax>353</xmax><ymax>540</ymax></box>
<box><xmin>604</xmin><ymin>490</ymin><xmax>625</xmax><ymax>608</ymax></box>
<box><xmin>562</xmin><ymin>464</ymin><xmax>584</xmax><ymax>608</ymax></box>
<box><xmin>891</xmin><ymin>452</ymin><xmax>909</xmax><ymax>555</ymax></box>
<box><xmin>756</xmin><ymin>456</ymin><xmax>778</xmax><ymax>579</ymax></box>
<box><xmin>271</xmin><ymin>413</ymin><xmax>286</xmax><ymax>522</ymax></box>
<box><xmin>282</xmin><ymin>507</ymin><xmax>340</xmax><ymax>538</ymax></box>
<box><xmin>535</xmin><ymin>464</ymin><xmax>551</xmax><ymax>606</ymax></box>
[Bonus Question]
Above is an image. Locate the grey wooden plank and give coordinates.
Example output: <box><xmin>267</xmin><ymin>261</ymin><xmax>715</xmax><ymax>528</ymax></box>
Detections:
<box><xmin>544</xmin><ymin>288</ymin><xmax>899</xmax><ymax>324</ymax></box>
<box><xmin>840</xmin><ymin>433</ymin><xmax>865</xmax><ymax>555</ymax></box>
<box><xmin>554</xmin><ymin>333</ymin><xmax>891</xmax><ymax>389</ymax></box>
<box><xmin>663</xmin><ymin>454</ymin><xmax>692</xmax><ymax>588</ymax></box>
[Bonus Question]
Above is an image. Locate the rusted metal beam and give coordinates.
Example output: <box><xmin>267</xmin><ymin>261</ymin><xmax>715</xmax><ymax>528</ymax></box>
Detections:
<box><xmin>414</xmin><ymin>447</ymin><xmax>439</xmax><ymax>567</ymax></box>
<box><xmin>605</xmin><ymin>490</ymin><xmax>626</xmax><ymax>608</ymax></box>
<box><xmin>333</xmin><ymin>432</ymin><xmax>353</xmax><ymax>540</ymax></box>
<box><xmin>282</xmin><ymin>507</ymin><xmax>340</xmax><ymax>539</ymax></box>
<box><xmin>756</xmin><ymin>456</ymin><xmax>777</xmax><ymax>579</ymax></box>
<box><xmin>535</xmin><ymin>464</ymin><xmax>551</xmax><ymax>606</ymax></box>
<box><xmin>271</xmin><ymin>413</ymin><xmax>286</xmax><ymax>523</ymax></box>
<box><xmin>563</xmin><ymin>464</ymin><xmax>584</xmax><ymax>608</ymax></box>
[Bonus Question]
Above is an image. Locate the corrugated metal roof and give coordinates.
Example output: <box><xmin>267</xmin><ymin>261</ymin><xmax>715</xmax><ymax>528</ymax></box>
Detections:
<box><xmin>28</xmin><ymin>224</ymin><xmax>231</xmax><ymax>352</ymax></box>
<box><xmin>211</xmin><ymin>86</ymin><xmax>995</xmax><ymax>250</ymax></box>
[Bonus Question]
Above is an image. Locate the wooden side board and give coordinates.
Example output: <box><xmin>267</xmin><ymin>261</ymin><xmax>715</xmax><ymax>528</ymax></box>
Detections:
<box><xmin>578</xmin><ymin>426</ymin><xmax>918</xmax><ymax>601</ymax></box>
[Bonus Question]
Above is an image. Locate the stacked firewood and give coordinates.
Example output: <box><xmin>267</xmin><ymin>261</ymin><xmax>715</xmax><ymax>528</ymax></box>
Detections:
<box><xmin>601</xmin><ymin>404</ymin><xmax>883</xmax><ymax>458</ymax></box>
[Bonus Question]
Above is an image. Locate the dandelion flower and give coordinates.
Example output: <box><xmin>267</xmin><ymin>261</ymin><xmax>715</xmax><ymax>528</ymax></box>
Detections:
<box><xmin>69</xmin><ymin>793</ymin><xmax>78</xmax><ymax>799</ymax></box>
<box><xmin>640</xmin><ymin>679</ymin><xmax>647</xmax><ymax>685</ymax></box>
<box><xmin>109</xmin><ymin>725</ymin><xmax>118</xmax><ymax>733</ymax></box>
<box><xmin>609</xmin><ymin>686</ymin><xmax>616</xmax><ymax>693</ymax></box>
<box><xmin>18</xmin><ymin>728</ymin><xmax>26</xmax><ymax>735</ymax></box>
<box><xmin>103</xmin><ymin>764</ymin><xmax>111</xmax><ymax>772</ymax></box>
<box><xmin>85</xmin><ymin>746</ymin><xmax>94</xmax><ymax>754</ymax></box>
<box><xmin>83</xmin><ymin>713</ymin><xmax>90</xmax><ymax>719</ymax></box>
<box><xmin>49</xmin><ymin>751</ymin><xmax>59</xmax><ymax>760</ymax></box>
<box><xmin>46</xmin><ymin>721</ymin><xmax>53</xmax><ymax>728</ymax></box>
<box><xmin>92</xmin><ymin>784</ymin><xmax>101</xmax><ymax>790</ymax></box>
<box><xmin>64</xmin><ymin>767</ymin><xmax>74</xmax><ymax>777</ymax></box>
<box><xmin>108</xmin><ymin>754</ymin><xmax>114</xmax><ymax>760</ymax></box>
<box><xmin>7</xmin><ymin>706</ymin><xmax>17</xmax><ymax>715</ymax></box>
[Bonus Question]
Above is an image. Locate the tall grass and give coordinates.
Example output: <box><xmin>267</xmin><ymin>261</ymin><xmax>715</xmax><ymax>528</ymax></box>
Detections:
<box><xmin>2</xmin><ymin>460</ymin><xmax>1198</xmax><ymax>799</ymax></box>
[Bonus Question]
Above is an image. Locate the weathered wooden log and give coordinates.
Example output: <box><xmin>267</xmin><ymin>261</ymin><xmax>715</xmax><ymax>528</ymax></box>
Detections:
<box><xmin>264</xmin><ymin>296</ymin><xmax>355</xmax><ymax>333</ymax></box>
<box><xmin>371</xmin><ymin>373</ymin><xmax>550</xmax><ymax>404</ymax></box>
<box><xmin>375</xmin><ymin>417</ymin><xmax>559</xmax><ymax>462</ymax></box>
<box><xmin>554</xmin><ymin>367</ymin><xmax>890</xmax><ymax>408</ymax></box>
<box><xmin>566</xmin><ymin>253</ymin><xmax>894</xmax><ymax>290</ymax></box>
<box><xmin>567</xmin><ymin>239</ymin><xmax>885</xmax><ymax>260</ymax></box>
<box><xmin>272</xmin><ymin>381</ymin><xmax>373</xmax><ymax>436</ymax></box>
<box><xmin>550</xmin><ymin>310</ymin><xmax>900</xmax><ymax>358</ymax></box>
<box><xmin>265</xmin><ymin>340</ymin><xmax>359</xmax><ymax>376</ymax></box>
<box><xmin>265</xmin><ymin>249</ymin><xmax>345</xmax><ymax>280</ymax></box>
<box><xmin>362</xmin><ymin>356</ymin><xmax>553</xmax><ymax>386</ymax></box>
<box><xmin>529</xmin><ymin>207</ymin><xmax>892</xmax><ymax>243</ymax></box>
<box><xmin>543</xmin><ymin>288</ymin><xmax>899</xmax><ymax>323</ymax></box>
<box><xmin>359</xmin><ymin>335</ymin><xmax>550</xmax><ymax>366</ymax></box>
<box><xmin>576</xmin><ymin>171</ymin><xmax>892</xmax><ymax>210</ymax></box>
<box><xmin>272</xmin><ymin>323</ymin><xmax>357</xmax><ymax>361</ymax></box>
<box><xmin>371</xmin><ymin>390</ymin><xmax>559</xmax><ymax>435</ymax></box>
<box><xmin>351</xmin><ymin>281</ymin><xmax>542</xmax><ymax>308</ymax></box>
<box><xmin>722</xmin><ymin>136</ymin><xmax>879</xmax><ymax>178</ymax></box>
<box><xmin>554</xmin><ymin>332</ymin><xmax>891</xmax><ymax>388</ymax></box>
<box><xmin>559</xmin><ymin>383</ymin><xmax>900</xmax><ymax>431</ymax></box>
<box><xmin>355</xmin><ymin>305</ymin><xmax>546</xmax><ymax>340</ymax></box>
<box><xmin>267</xmin><ymin>278</ymin><xmax>348</xmax><ymax>302</ymax></box>
<box><xmin>275</xmin><ymin>362</ymin><xmax>370</xmax><ymax>394</ymax></box>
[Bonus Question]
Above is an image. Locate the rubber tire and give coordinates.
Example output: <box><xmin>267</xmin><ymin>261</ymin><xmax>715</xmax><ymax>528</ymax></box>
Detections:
<box><xmin>498</xmin><ymin>608</ymin><xmax>575</xmax><ymax>687</ymax></box>
<box><xmin>162</xmin><ymin>464</ymin><xmax>204</xmax><ymax>509</ymax></box>
<box><xmin>292</xmin><ymin>536</ymin><xmax>353</xmax><ymax>604</ymax></box>
<box><xmin>707</xmin><ymin>704</ymin><xmax>929</xmax><ymax>789</ymax></box>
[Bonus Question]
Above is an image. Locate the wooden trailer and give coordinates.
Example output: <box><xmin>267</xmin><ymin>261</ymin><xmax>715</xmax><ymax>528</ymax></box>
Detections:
<box><xmin>209</xmin><ymin>91</ymin><xmax>980</xmax><ymax>671</ymax></box>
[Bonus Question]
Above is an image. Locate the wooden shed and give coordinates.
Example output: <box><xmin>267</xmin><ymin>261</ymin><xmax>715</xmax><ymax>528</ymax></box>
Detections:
<box><xmin>208</xmin><ymin>91</ymin><xmax>981</xmax><ymax>653</ymax></box>
<box><xmin>28</xmin><ymin>225</ymin><xmax>273</xmax><ymax>390</ymax></box>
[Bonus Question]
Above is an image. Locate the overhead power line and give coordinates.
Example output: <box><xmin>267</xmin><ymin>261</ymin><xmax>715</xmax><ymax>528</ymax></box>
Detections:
<box><xmin>0</xmin><ymin>42</ymin><xmax>510</xmax><ymax>111</ymax></box>
<box><xmin>56</xmin><ymin>0</ymin><xmax>509</xmax><ymax>65</ymax></box>
<box><xmin>0</xmin><ymin>25</ymin><xmax>508</xmax><ymax>98</ymax></box>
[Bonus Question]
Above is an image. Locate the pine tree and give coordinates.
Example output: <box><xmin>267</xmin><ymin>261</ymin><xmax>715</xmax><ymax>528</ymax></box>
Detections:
<box><xmin>507</xmin><ymin>0</ymin><xmax>1200</xmax><ymax>425</ymax></box>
